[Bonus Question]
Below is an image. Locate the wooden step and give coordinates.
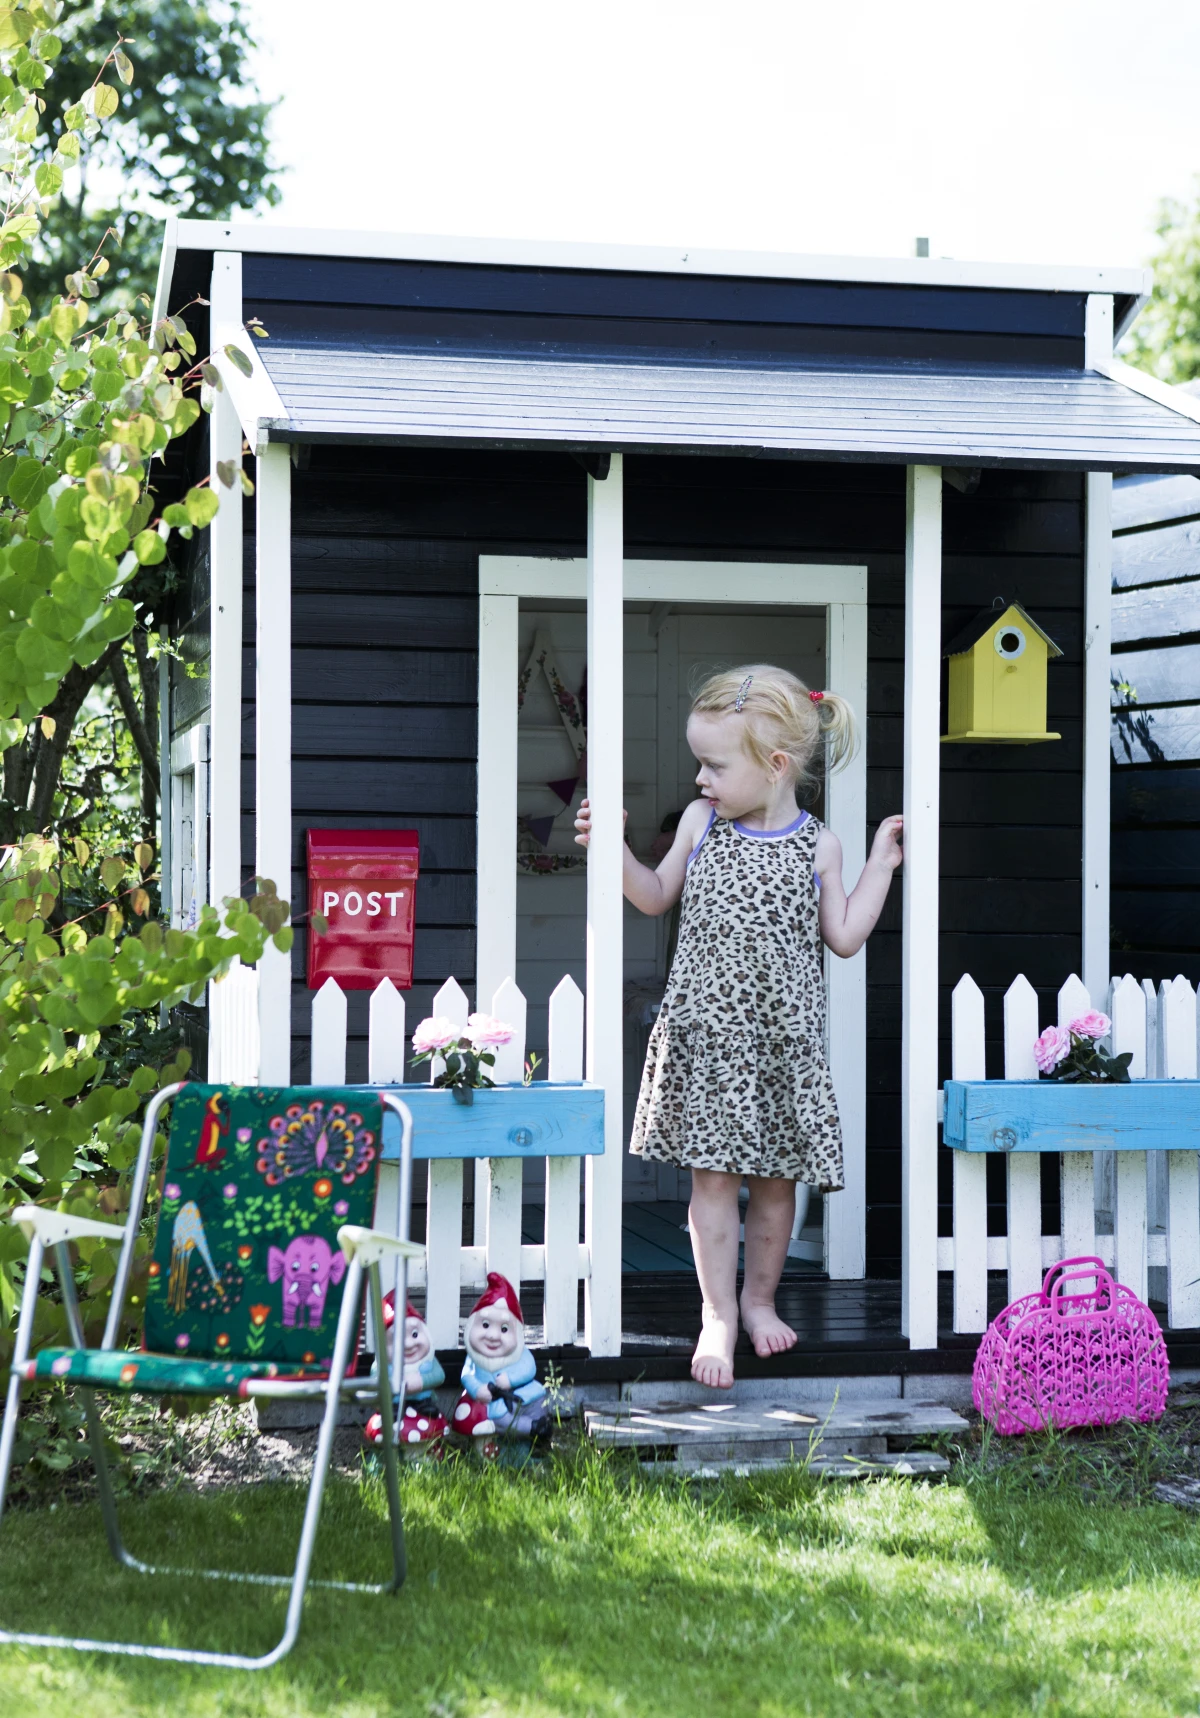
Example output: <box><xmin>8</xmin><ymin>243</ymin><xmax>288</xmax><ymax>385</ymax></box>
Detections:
<box><xmin>585</xmin><ymin>1396</ymin><xmax>967</xmax><ymax>1470</ymax></box>
<box><xmin>671</xmin><ymin>1450</ymin><xmax>952</xmax><ymax>1481</ymax></box>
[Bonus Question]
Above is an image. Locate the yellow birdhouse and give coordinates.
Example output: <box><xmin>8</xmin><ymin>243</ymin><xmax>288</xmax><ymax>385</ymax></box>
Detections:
<box><xmin>942</xmin><ymin>599</ymin><xmax>1062</xmax><ymax>744</ymax></box>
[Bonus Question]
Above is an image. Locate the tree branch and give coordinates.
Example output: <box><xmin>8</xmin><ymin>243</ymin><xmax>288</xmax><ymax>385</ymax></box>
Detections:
<box><xmin>27</xmin><ymin>640</ymin><xmax>124</xmax><ymax>830</ymax></box>
<box><xmin>108</xmin><ymin>644</ymin><xmax>161</xmax><ymax>802</ymax></box>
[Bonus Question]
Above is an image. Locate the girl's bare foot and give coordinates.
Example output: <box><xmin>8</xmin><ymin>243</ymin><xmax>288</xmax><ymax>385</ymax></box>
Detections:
<box><xmin>691</xmin><ymin>1304</ymin><xmax>736</xmax><ymax>1389</ymax></box>
<box><xmin>740</xmin><ymin>1296</ymin><xmax>798</xmax><ymax>1358</ymax></box>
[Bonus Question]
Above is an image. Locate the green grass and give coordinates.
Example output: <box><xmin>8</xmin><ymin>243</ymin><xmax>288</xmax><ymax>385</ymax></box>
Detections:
<box><xmin>2</xmin><ymin>1440</ymin><xmax>1200</xmax><ymax>1718</ymax></box>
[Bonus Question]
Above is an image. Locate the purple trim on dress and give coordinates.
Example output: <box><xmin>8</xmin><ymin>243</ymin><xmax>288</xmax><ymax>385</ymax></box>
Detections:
<box><xmin>732</xmin><ymin>809</ymin><xmax>810</xmax><ymax>840</ymax></box>
<box><xmin>814</xmin><ymin>872</ymin><xmax>822</xmax><ymax>891</ymax></box>
<box><xmin>685</xmin><ymin>805</ymin><xmax>717</xmax><ymax>868</ymax></box>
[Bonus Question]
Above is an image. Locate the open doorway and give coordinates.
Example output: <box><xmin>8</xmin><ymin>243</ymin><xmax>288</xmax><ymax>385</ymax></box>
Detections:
<box><xmin>481</xmin><ymin>557</ymin><xmax>869</xmax><ymax>1292</ymax></box>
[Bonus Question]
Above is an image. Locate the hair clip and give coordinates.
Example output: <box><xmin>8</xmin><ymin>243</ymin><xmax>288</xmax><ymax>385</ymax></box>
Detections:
<box><xmin>733</xmin><ymin>674</ymin><xmax>753</xmax><ymax>712</ymax></box>
<box><xmin>808</xmin><ymin>690</ymin><xmax>825</xmax><ymax>703</ymax></box>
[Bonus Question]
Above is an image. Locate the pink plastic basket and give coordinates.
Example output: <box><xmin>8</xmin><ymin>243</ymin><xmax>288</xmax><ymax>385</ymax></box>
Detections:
<box><xmin>972</xmin><ymin>1256</ymin><xmax>1168</xmax><ymax>1435</ymax></box>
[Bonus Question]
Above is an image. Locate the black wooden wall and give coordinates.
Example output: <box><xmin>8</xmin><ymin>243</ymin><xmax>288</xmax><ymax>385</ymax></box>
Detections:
<box><xmin>1111</xmin><ymin>473</ymin><xmax>1200</xmax><ymax>987</ymax></box>
<box><xmin>176</xmin><ymin>448</ymin><xmax>1084</xmax><ymax>1277</ymax></box>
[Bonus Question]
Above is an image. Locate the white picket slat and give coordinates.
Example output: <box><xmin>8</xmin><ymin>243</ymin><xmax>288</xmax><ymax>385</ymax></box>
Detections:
<box><xmin>424</xmin><ymin>977</ymin><xmax>471</xmax><ymax>1348</ymax></box>
<box><xmin>544</xmin><ymin>975</ymin><xmax>585</xmax><ymax>1345</ymax></box>
<box><xmin>1143</xmin><ymin>976</ymin><xmax>1167</xmax><ymax>1247</ymax></box>
<box><xmin>1162</xmin><ymin>977</ymin><xmax>1200</xmax><ymax>1327</ymax></box>
<box><xmin>1109</xmin><ymin>973</ymin><xmax>1148</xmax><ymax>1300</ymax></box>
<box><xmin>310</xmin><ymin>976</ymin><xmax>347</xmax><ymax>1084</ymax></box>
<box><xmin>1056</xmin><ymin>974</ymin><xmax>1096</xmax><ymax>1260</ymax></box>
<box><xmin>951</xmin><ymin>975</ymin><xmax>988</xmax><ymax>1332</ymax></box>
<box><xmin>368</xmin><ymin>978</ymin><xmax>406</xmax><ymax>1083</ymax></box>
<box><xmin>1003</xmin><ymin>975</ymin><xmax>1043</xmax><ymax>1302</ymax></box>
<box><xmin>484</xmin><ymin>977</ymin><xmax>526</xmax><ymax>1288</ymax></box>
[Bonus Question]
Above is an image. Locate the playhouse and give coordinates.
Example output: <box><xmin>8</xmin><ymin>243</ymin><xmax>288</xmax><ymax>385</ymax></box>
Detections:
<box><xmin>153</xmin><ymin>222</ymin><xmax>1200</xmax><ymax>1371</ymax></box>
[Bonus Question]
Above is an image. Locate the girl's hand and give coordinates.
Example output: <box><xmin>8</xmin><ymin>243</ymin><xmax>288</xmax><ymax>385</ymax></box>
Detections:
<box><xmin>574</xmin><ymin>798</ymin><xmax>628</xmax><ymax>847</ymax></box>
<box><xmin>871</xmin><ymin>814</ymin><xmax>904</xmax><ymax>871</ymax></box>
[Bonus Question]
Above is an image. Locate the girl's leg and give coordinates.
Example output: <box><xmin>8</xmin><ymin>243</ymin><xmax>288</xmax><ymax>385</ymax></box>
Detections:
<box><xmin>687</xmin><ymin>1168</ymin><xmax>743</xmax><ymax>1388</ymax></box>
<box><xmin>740</xmin><ymin>1176</ymin><xmax>800</xmax><ymax>1357</ymax></box>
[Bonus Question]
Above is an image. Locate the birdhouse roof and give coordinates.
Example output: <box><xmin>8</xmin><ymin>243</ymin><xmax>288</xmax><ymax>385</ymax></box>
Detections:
<box><xmin>942</xmin><ymin>601</ymin><xmax>1063</xmax><ymax>660</ymax></box>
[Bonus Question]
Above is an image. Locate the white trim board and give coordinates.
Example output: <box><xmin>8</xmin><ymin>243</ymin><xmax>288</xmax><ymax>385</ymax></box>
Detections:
<box><xmin>479</xmin><ymin>554</ymin><xmax>870</xmax><ymax>1282</ymax></box>
<box><xmin>480</xmin><ymin>559</ymin><xmax>867</xmax><ymax>606</ymax></box>
<box><xmin>165</xmin><ymin>216</ymin><xmax>1148</xmax><ymax>300</ymax></box>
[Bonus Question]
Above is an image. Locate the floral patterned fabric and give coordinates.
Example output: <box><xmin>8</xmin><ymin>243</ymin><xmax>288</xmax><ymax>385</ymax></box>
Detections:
<box><xmin>141</xmin><ymin>1085</ymin><xmax>383</xmax><ymax>1372</ymax></box>
<box><xmin>23</xmin><ymin>1347</ymin><xmax>294</xmax><ymax>1396</ymax></box>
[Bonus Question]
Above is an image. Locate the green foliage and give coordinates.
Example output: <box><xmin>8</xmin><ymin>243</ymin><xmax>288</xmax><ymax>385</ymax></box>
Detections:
<box><xmin>1124</xmin><ymin>180</ymin><xmax>1200</xmax><ymax>382</ymax></box>
<box><xmin>23</xmin><ymin>0</ymin><xmax>279</xmax><ymax>309</ymax></box>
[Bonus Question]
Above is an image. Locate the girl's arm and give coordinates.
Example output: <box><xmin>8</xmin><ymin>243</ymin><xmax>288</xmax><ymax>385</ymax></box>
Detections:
<box><xmin>815</xmin><ymin>815</ymin><xmax>903</xmax><ymax>958</ymax></box>
<box><xmin>574</xmin><ymin>796</ymin><xmax>711</xmax><ymax>917</ymax></box>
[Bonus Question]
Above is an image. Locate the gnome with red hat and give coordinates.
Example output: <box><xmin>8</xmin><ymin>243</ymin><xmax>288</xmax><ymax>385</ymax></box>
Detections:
<box><xmin>363</xmin><ymin>1292</ymin><xmax>448</xmax><ymax>1450</ymax></box>
<box><xmin>450</xmin><ymin>1272</ymin><xmax>550</xmax><ymax>1441</ymax></box>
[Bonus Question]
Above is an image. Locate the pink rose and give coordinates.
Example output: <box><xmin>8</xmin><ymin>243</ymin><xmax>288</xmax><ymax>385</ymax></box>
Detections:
<box><xmin>412</xmin><ymin>1016</ymin><xmax>462</xmax><ymax>1055</ymax></box>
<box><xmin>1034</xmin><ymin>1025</ymin><xmax>1071</xmax><ymax>1074</ymax></box>
<box><xmin>465</xmin><ymin>1013</ymin><xmax>514</xmax><ymax>1050</ymax></box>
<box><xmin>1068</xmin><ymin>1011</ymin><xmax>1110</xmax><ymax>1042</ymax></box>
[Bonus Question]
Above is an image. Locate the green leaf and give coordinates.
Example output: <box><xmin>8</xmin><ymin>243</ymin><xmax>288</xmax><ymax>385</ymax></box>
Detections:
<box><xmin>113</xmin><ymin>49</ymin><xmax>133</xmax><ymax>85</ymax></box>
<box><xmin>132</xmin><ymin>528</ymin><xmax>164</xmax><ymax>565</ymax></box>
<box><xmin>91</xmin><ymin>83</ymin><xmax>119</xmax><ymax>121</ymax></box>
<box><xmin>33</xmin><ymin>160</ymin><xmax>61</xmax><ymax>198</ymax></box>
<box><xmin>99</xmin><ymin>855</ymin><xmax>125</xmax><ymax>894</ymax></box>
<box><xmin>9</xmin><ymin>456</ymin><xmax>49</xmax><ymax>507</ymax></box>
<box><xmin>0</xmin><ymin>9</ymin><xmax>34</xmax><ymax>48</ymax></box>
<box><xmin>0</xmin><ymin>357</ymin><xmax>30</xmax><ymax>403</ymax></box>
<box><xmin>222</xmin><ymin>343</ymin><xmax>253</xmax><ymax>378</ymax></box>
<box><xmin>183</xmin><ymin>485</ymin><xmax>218</xmax><ymax>528</ymax></box>
<box><xmin>63</xmin><ymin>99</ymin><xmax>84</xmax><ymax>131</ymax></box>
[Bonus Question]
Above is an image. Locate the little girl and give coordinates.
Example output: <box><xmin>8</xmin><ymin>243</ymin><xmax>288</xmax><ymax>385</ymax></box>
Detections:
<box><xmin>575</xmin><ymin>664</ymin><xmax>902</xmax><ymax>1389</ymax></box>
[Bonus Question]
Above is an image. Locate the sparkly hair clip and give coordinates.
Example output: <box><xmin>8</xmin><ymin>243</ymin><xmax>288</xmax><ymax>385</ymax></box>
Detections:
<box><xmin>808</xmin><ymin>690</ymin><xmax>825</xmax><ymax>703</ymax></box>
<box><xmin>733</xmin><ymin>674</ymin><xmax>753</xmax><ymax>712</ymax></box>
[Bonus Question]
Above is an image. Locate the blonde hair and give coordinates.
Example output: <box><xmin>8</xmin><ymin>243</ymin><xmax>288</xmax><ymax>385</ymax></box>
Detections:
<box><xmin>689</xmin><ymin>663</ymin><xmax>859</xmax><ymax>800</ymax></box>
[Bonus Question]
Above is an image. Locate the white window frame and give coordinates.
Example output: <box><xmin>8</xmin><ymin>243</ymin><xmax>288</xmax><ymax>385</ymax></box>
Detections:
<box><xmin>477</xmin><ymin>556</ymin><xmax>869</xmax><ymax>1282</ymax></box>
<box><xmin>170</xmin><ymin>724</ymin><xmax>209</xmax><ymax>932</ymax></box>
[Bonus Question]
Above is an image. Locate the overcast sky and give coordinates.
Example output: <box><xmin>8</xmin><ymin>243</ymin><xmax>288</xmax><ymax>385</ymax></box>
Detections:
<box><xmin>241</xmin><ymin>0</ymin><xmax>1200</xmax><ymax>274</ymax></box>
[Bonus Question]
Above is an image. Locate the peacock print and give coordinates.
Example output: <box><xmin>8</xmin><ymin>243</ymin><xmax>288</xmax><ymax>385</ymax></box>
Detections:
<box><xmin>168</xmin><ymin>1202</ymin><xmax>225</xmax><ymax>1313</ymax></box>
<box><xmin>255</xmin><ymin>1102</ymin><xmax>377</xmax><ymax>1188</ymax></box>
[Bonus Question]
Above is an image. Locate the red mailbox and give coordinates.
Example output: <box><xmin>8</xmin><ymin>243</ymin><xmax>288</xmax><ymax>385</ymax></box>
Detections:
<box><xmin>306</xmin><ymin>829</ymin><xmax>419</xmax><ymax>990</ymax></box>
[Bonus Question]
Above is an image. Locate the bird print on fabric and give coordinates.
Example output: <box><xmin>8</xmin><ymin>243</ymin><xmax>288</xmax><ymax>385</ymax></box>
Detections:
<box><xmin>255</xmin><ymin>1102</ymin><xmax>377</xmax><ymax>1188</ymax></box>
<box><xmin>168</xmin><ymin>1202</ymin><xmax>225</xmax><ymax>1313</ymax></box>
<box><xmin>192</xmin><ymin>1090</ymin><xmax>230</xmax><ymax>1170</ymax></box>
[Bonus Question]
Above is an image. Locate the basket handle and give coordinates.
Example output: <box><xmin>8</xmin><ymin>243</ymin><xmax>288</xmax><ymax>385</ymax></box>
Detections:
<box><xmin>1048</xmin><ymin>1261</ymin><xmax>1116</xmax><ymax>1316</ymax></box>
<box><xmin>1040</xmin><ymin>1255</ymin><xmax>1107</xmax><ymax>1300</ymax></box>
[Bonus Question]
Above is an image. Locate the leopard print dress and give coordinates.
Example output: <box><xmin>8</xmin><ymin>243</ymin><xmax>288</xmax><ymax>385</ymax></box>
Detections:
<box><xmin>629</xmin><ymin>807</ymin><xmax>844</xmax><ymax>1190</ymax></box>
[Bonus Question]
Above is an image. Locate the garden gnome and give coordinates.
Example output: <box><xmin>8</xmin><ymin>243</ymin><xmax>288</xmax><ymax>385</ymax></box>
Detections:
<box><xmin>451</xmin><ymin>1272</ymin><xmax>550</xmax><ymax>1439</ymax></box>
<box><xmin>364</xmin><ymin>1292</ymin><xmax>447</xmax><ymax>1449</ymax></box>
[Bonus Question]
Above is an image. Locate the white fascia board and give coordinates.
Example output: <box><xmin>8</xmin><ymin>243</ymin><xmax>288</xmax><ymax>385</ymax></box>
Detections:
<box><xmin>1099</xmin><ymin>359</ymin><xmax>1200</xmax><ymax>427</ymax></box>
<box><xmin>152</xmin><ymin>213</ymin><xmax>179</xmax><ymax>325</ymax></box>
<box><xmin>168</xmin><ymin>218</ymin><xmax>1151</xmax><ymax>300</ymax></box>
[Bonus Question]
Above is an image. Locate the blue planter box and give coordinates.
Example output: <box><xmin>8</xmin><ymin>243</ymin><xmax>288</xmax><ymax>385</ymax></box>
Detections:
<box><xmin>364</xmin><ymin>1082</ymin><xmax>605</xmax><ymax>1161</ymax></box>
<box><xmin>944</xmin><ymin>1079</ymin><xmax>1200</xmax><ymax>1154</ymax></box>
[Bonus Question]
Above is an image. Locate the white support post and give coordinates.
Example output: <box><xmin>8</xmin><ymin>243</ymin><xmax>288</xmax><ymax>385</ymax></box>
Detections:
<box><xmin>544</xmin><ymin>975</ymin><xmax>585</xmax><ymax>1346</ymax></box>
<box><xmin>584</xmin><ymin>454</ymin><xmax>624</xmax><ymax>1356</ymax></box>
<box><xmin>901</xmin><ymin>465</ymin><xmax>941</xmax><ymax>1350</ymax></box>
<box><xmin>1003</xmin><ymin>975</ymin><xmax>1042</xmax><ymax>1301</ymax></box>
<box><xmin>206</xmin><ymin>252</ymin><xmax>245</xmax><ymax>1080</ymax></box>
<box><xmin>255</xmin><ymin>442</ymin><xmax>292</xmax><ymax>1083</ymax></box>
<box><xmin>1162</xmin><ymin>976</ymin><xmax>1200</xmax><ymax>1328</ymax></box>
<box><xmin>475</xmin><ymin>593</ymin><xmax>519</xmax><ymax>1245</ymax></box>
<box><xmin>485</xmin><ymin>976</ymin><xmax>527</xmax><ymax>1289</ymax></box>
<box><xmin>369</xmin><ymin>978</ymin><xmax>407</xmax><ymax>1260</ymax></box>
<box><xmin>1057</xmin><ymin>974</ymin><xmax>1096</xmax><ymax>1259</ymax></box>
<box><xmin>951</xmin><ymin>975</ymin><xmax>987</xmax><ymax>1331</ymax></box>
<box><xmin>424</xmin><ymin>977</ymin><xmax>470</xmax><ymax>1348</ymax></box>
<box><xmin>1110</xmin><ymin>972</ymin><xmax>1147</xmax><ymax>1300</ymax></box>
<box><xmin>824</xmin><ymin>597</ymin><xmax>868</xmax><ymax>1279</ymax></box>
<box><xmin>1084</xmin><ymin>468</ymin><xmax>1113</xmax><ymax>1227</ymax></box>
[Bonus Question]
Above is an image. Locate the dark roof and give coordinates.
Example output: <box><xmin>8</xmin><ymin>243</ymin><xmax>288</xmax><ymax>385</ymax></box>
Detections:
<box><xmin>252</xmin><ymin>343</ymin><xmax>1200</xmax><ymax>471</ymax></box>
<box><xmin>943</xmin><ymin>600</ymin><xmax>1064</xmax><ymax>659</ymax></box>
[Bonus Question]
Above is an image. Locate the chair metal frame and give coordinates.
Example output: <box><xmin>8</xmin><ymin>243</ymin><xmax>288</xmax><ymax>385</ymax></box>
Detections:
<box><xmin>0</xmin><ymin>1083</ymin><xmax>422</xmax><ymax>1670</ymax></box>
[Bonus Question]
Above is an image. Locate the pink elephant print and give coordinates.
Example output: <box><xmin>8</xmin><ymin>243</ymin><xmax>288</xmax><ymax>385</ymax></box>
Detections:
<box><xmin>267</xmin><ymin>1235</ymin><xmax>346</xmax><ymax>1330</ymax></box>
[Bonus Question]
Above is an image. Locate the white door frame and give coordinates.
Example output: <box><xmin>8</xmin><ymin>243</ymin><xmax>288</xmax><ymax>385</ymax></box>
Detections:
<box><xmin>478</xmin><ymin>555</ymin><xmax>870</xmax><ymax>1287</ymax></box>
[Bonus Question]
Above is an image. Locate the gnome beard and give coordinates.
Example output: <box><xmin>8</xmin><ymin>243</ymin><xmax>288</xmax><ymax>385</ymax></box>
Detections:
<box><xmin>451</xmin><ymin>1272</ymin><xmax>549</xmax><ymax>1441</ymax></box>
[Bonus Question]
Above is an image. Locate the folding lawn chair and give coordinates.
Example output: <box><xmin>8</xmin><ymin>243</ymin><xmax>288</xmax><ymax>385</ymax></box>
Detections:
<box><xmin>0</xmin><ymin>1082</ymin><xmax>422</xmax><ymax>1670</ymax></box>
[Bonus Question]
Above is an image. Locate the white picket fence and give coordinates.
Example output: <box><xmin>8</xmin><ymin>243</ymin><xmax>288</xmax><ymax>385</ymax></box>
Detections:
<box><xmin>207</xmin><ymin>959</ymin><xmax>260</xmax><ymax>1086</ymax></box>
<box><xmin>943</xmin><ymin>971</ymin><xmax>1200</xmax><ymax>1334</ymax></box>
<box><xmin>309</xmin><ymin>970</ymin><xmax>589</xmax><ymax>1351</ymax></box>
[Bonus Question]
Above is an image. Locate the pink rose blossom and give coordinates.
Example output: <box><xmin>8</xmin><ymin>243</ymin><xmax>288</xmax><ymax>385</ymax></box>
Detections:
<box><xmin>465</xmin><ymin>1013</ymin><xmax>514</xmax><ymax>1050</ymax></box>
<box><xmin>412</xmin><ymin>1016</ymin><xmax>462</xmax><ymax>1055</ymax></box>
<box><xmin>1068</xmin><ymin>1010</ymin><xmax>1111</xmax><ymax>1042</ymax></box>
<box><xmin>1034</xmin><ymin>1025</ymin><xmax>1072</xmax><ymax>1074</ymax></box>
